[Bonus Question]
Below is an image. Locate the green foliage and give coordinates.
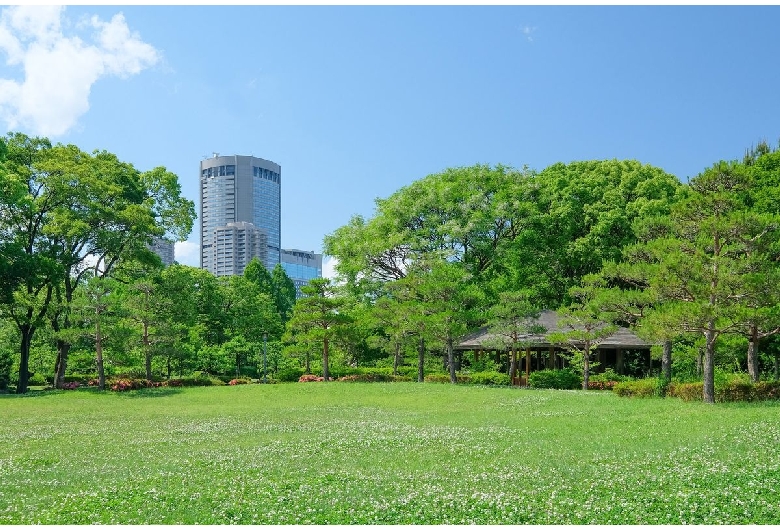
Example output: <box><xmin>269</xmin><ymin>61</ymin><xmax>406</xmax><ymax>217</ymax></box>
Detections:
<box><xmin>528</xmin><ymin>369</ymin><xmax>582</xmax><ymax>390</ymax></box>
<box><xmin>276</xmin><ymin>366</ymin><xmax>305</xmax><ymax>383</ymax></box>
<box><xmin>27</xmin><ymin>373</ymin><xmax>48</xmax><ymax>386</ymax></box>
<box><xmin>612</xmin><ymin>378</ymin><xmax>659</xmax><ymax>398</ymax></box>
<box><xmin>466</xmin><ymin>371</ymin><xmax>511</xmax><ymax>386</ymax></box>
<box><xmin>463</xmin><ymin>352</ymin><xmax>500</xmax><ymax>374</ymax></box>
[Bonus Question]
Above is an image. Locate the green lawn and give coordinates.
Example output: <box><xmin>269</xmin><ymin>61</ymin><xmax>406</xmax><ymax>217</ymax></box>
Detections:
<box><xmin>1</xmin><ymin>383</ymin><xmax>779</xmax><ymax>524</ymax></box>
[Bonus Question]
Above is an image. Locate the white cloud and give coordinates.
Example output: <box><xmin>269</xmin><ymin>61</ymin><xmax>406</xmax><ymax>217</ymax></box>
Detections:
<box><xmin>521</xmin><ymin>25</ymin><xmax>537</xmax><ymax>42</ymax></box>
<box><xmin>322</xmin><ymin>255</ymin><xmax>339</xmax><ymax>280</ymax></box>
<box><xmin>0</xmin><ymin>6</ymin><xmax>159</xmax><ymax>137</ymax></box>
<box><xmin>175</xmin><ymin>240</ymin><xmax>200</xmax><ymax>267</ymax></box>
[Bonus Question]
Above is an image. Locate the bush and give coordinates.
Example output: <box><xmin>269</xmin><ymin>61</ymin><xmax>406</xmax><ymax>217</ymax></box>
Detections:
<box><xmin>298</xmin><ymin>374</ymin><xmax>333</xmax><ymax>382</ymax></box>
<box><xmin>338</xmin><ymin>373</ymin><xmax>406</xmax><ymax>383</ymax></box>
<box><xmin>667</xmin><ymin>379</ymin><xmax>780</xmax><ymax>402</ymax></box>
<box><xmin>612</xmin><ymin>378</ymin><xmax>658</xmax><ymax>398</ymax></box>
<box><xmin>528</xmin><ymin>369</ymin><xmax>582</xmax><ymax>390</ymax></box>
<box><xmin>64</xmin><ymin>374</ymin><xmax>93</xmax><ymax>384</ymax></box>
<box><xmin>27</xmin><ymin>373</ymin><xmax>48</xmax><ymax>386</ymax></box>
<box><xmin>467</xmin><ymin>371</ymin><xmax>511</xmax><ymax>386</ymax></box>
<box><xmin>423</xmin><ymin>373</ymin><xmax>466</xmax><ymax>384</ymax></box>
<box><xmin>587</xmin><ymin>380</ymin><xmax>617</xmax><ymax>391</ymax></box>
<box><xmin>277</xmin><ymin>367</ymin><xmax>305</xmax><ymax>383</ymax></box>
<box><xmin>589</xmin><ymin>368</ymin><xmax>632</xmax><ymax>384</ymax></box>
<box><xmin>228</xmin><ymin>378</ymin><xmax>251</xmax><ymax>385</ymax></box>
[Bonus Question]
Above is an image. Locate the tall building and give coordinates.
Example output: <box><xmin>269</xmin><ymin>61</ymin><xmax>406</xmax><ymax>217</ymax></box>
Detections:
<box><xmin>210</xmin><ymin>222</ymin><xmax>268</xmax><ymax>276</ymax></box>
<box><xmin>200</xmin><ymin>154</ymin><xmax>281</xmax><ymax>275</ymax></box>
<box><xmin>281</xmin><ymin>248</ymin><xmax>323</xmax><ymax>298</ymax></box>
<box><xmin>148</xmin><ymin>237</ymin><xmax>175</xmax><ymax>267</ymax></box>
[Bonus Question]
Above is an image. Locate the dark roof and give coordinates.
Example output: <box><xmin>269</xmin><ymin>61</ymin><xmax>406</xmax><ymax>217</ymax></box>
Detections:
<box><xmin>456</xmin><ymin>310</ymin><xmax>653</xmax><ymax>351</ymax></box>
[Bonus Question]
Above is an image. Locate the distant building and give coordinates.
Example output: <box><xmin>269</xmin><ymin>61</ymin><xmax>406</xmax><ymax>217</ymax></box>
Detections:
<box><xmin>281</xmin><ymin>249</ymin><xmax>323</xmax><ymax>297</ymax></box>
<box><xmin>208</xmin><ymin>222</ymin><xmax>268</xmax><ymax>277</ymax></box>
<box><xmin>200</xmin><ymin>154</ymin><xmax>281</xmax><ymax>275</ymax></box>
<box><xmin>148</xmin><ymin>237</ymin><xmax>175</xmax><ymax>267</ymax></box>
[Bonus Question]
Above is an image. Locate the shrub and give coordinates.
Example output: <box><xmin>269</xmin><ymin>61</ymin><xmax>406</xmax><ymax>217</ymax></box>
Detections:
<box><xmin>667</xmin><ymin>380</ymin><xmax>780</xmax><ymax>402</ymax></box>
<box><xmin>587</xmin><ymin>380</ymin><xmax>617</xmax><ymax>391</ymax></box>
<box><xmin>589</xmin><ymin>368</ymin><xmax>632</xmax><ymax>384</ymax></box>
<box><xmin>468</xmin><ymin>371</ymin><xmax>511</xmax><ymax>386</ymax></box>
<box><xmin>666</xmin><ymin>381</ymin><xmax>703</xmax><ymax>402</ymax></box>
<box><xmin>228</xmin><ymin>378</ymin><xmax>251</xmax><ymax>385</ymax></box>
<box><xmin>27</xmin><ymin>373</ymin><xmax>48</xmax><ymax>386</ymax></box>
<box><xmin>64</xmin><ymin>374</ymin><xmax>93</xmax><ymax>384</ymax></box>
<box><xmin>277</xmin><ymin>367</ymin><xmax>305</xmax><ymax>383</ymax></box>
<box><xmin>338</xmin><ymin>372</ymin><xmax>395</xmax><ymax>383</ymax></box>
<box><xmin>423</xmin><ymin>373</ymin><xmax>471</xmax><ymax>384</ymax></box>
<box><xmin>612</xmin><ymin>378</ymin><xmax>658</xmax><ymax>398</ymax></box>
<box><xmin>528</xmin><ymin>369</ymin><xmax>582</xmax><ymax>390</ymax></box>
<box><xmin>62</xmin><ymin>381</ymin><xmax>80</xmax><ymax>390</ymax></box>
<box><xmin>298</xmin><ymin>374</ymin><xmax>333</xmax><ymax>382</ymax></box>
<box><xmin>754</xmin><ymin>381</ymin><xmax>780</xmax><ymax>400</ymax></box>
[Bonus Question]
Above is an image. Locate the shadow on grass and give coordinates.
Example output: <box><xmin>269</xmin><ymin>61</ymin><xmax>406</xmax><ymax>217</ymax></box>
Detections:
<box><xmin>113</xmin><ymin>387</ymin><xmax>183</xmax><ymax>398</ymax></box>
<box><xmin>0</xmin><ymin>386</ymin><xmax>183</xmax><ymax>398</ymax></box>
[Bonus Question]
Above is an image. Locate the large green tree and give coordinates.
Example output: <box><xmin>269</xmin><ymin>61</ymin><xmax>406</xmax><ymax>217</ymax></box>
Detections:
<box><xmin>286</xmin><ymin>278</ymin><xmax>351</xmax><ymax>381</ymax></box>
<box><xmin>0</xmin><ymin>133</ymin><xmax>195</xmax><ymax>392</ymax></box>
<box><xmin>624</xmin><ymin>160</ymin><xmax>780</xmax><ymax>402</ymax></box>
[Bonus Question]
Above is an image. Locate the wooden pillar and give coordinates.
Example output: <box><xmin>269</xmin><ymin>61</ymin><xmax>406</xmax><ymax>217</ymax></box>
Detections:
<box><xmin>616</xmin><ymin>348</ymin><xmax>624</xmax><ymax>375</ymax></box>
<box><xmin>550</xmin><ymin>347</ymin><xmax>556</xmax><ymax>369</ymax></box>
<box><xmin>525</xmin><ymin>347</ymin><xmax>531</xmax><ymax>380</ymax></box>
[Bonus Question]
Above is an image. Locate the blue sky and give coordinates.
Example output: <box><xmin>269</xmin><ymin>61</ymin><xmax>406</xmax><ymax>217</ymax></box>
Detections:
<box><xmin>2</xmin><ymin>5</ymin><xmax>780</xmax><ymax>271</ymax></box>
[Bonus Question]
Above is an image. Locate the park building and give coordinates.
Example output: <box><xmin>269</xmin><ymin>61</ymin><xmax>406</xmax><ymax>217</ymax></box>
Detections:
<box><xmin>281</xmin><ymin>249</ymin><xmax>323</xmax><ymax>298</ymax></box>
<box><xmin>200</xmin><ymin>154</ymin><xmax>281</xmax><ymax>275</ymax></box>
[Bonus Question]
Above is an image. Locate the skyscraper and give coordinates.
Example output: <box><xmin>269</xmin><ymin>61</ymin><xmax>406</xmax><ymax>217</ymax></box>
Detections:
<box><xmin>148</xmin><ymin>237</ymin><xmax>175</xmax><ymax>267</ymax></box>
<box><xmin>200</xmin><ymin>154</ymin><xmax>281</xmax><ymax>275</ymax></box>
<box><xmin>281</xmin><ymin>249</ymin><xmax>323</xmax><ymax>298</ymax></box>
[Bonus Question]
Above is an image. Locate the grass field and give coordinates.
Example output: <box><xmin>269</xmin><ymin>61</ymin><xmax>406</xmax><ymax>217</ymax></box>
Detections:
<box><xmin>1</xmin><ymin>383</ymin><xmax>779</xmax><ymax>524</ymax></box>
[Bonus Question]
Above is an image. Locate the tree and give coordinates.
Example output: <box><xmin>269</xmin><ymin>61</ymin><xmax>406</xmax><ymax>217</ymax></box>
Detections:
<box><xmin>625</xmin><ymin>161</ymin><xmax>780</xmax><ymax>402</ymax></box>
<box><xmin>270</xmin><ymin>263</ymin><xmax>297</xmax><ymax>325</ymax></box>
<box><xmin>0</xmin><ymin>133</ymin><xmax>195</xmax><ymax>392</ymax></box>
<box><xmin>286</xmin><ymin>278</ymin><xmax>351</xmax><ymax>381</ymax></box>
<box><xmin>74</xmin><ymin>276</ymin><xmax>125</xmax><ymax>390</ymax></box>
<box><xmin>485</xmin><ymin>290</ymin><xmax>546</xmax><ymax>381</ymax></box>
<box><xmin>324</xmin><ymin>164</ymin><xmax>537</xmax><ymax>295</ymax></box>
<box><xmin>411</xmin><ymin>260</ymin><xmax>481</xmax><ymax>384</ymax></box>
<box><xmin>549</xmin><ymin>279</ymin><xmax>618</xmax><ymax>390</ymax></box>
<box><xmin>0</xmin><ymin>133</ymin><xmax>61</xmax><ymax>393</ymax></box>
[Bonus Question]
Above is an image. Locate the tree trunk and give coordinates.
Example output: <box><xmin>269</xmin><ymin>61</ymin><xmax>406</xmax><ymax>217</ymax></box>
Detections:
<box><xmin>305</xmin><ymin>350</ymin><xmax>311</xmax><ymax>374</ymax></box>
<box><xmin>509</xmin><ymin>344</ymin><xmax>517</xmax><ymax>380</ymax></box>
<box><xmin>447</xmin><ymin>337</ymin><xmax>456</xmax><ymax>384</ymax></box>
<box><xmin>703</xmin><ymin>322</ymin><xmax>716</xmax><ymax>404</ymax></box>
<box><xmin>53</xmin><ymin>339</ymin><xmax>70</xmax><ymax>390</ymax></box>
<box><xmin>582</xmin><ymin>341</ymin><xmax>590</xmax><ymax>391</ymax></box>
<box><xmin>393</xmin><ymin>341</ymin><xmax>401</xmax><ymax>376</ymax></box>
<box><xmin>417</xmin><ymin>337</ymin><xmax>425</xmax><ymax>383</ymax></box>
<box><xmin>696</xmin><ymin>348</ymin><xmax>703</xmax><ymax>376</ymax></box>
<box><xmin>661</xmin><ymin>340</ymin><xmax>672</xmax><ymax>382</ymax></box>
<box><xmin>95</xmin><ymin>316</ymin><xmax>105</xmax><ymax>391</ymax></box>
<box><xmin>144</xmin><ymin>322</ymin><xmax>152</xmax><ymax>381</ymax></box>
<box><xmin>747</xmin><ymin>324</ymin><xmax>759</xmax><ymax>383</ymax></box>
<box><xmin>322</xmin><ymin>336</ymin><xmax>330</xmax><ymax>381</ymax></box>
<box><xmin>16</xmin><ymin>325</ymin><xmax>34</xmax><ymax>394</ymax></box>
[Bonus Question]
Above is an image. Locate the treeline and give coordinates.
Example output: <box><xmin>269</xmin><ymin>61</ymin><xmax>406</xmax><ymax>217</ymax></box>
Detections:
<box><xmin>313</xmin><ymin>143</ymin><xmax>780</xmax><ymax>403</ymax></box>
<box><xmin>3</xmin><ymin>131</ymin><xmax>780</xmax><ymax>403</ymax></box>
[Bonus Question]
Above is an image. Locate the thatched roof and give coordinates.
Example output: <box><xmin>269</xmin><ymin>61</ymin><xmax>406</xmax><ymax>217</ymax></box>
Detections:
<box><xmin>456</xmin><ymin>310</ymin><xmax>653</xmax><ymax>351</ymax></box>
